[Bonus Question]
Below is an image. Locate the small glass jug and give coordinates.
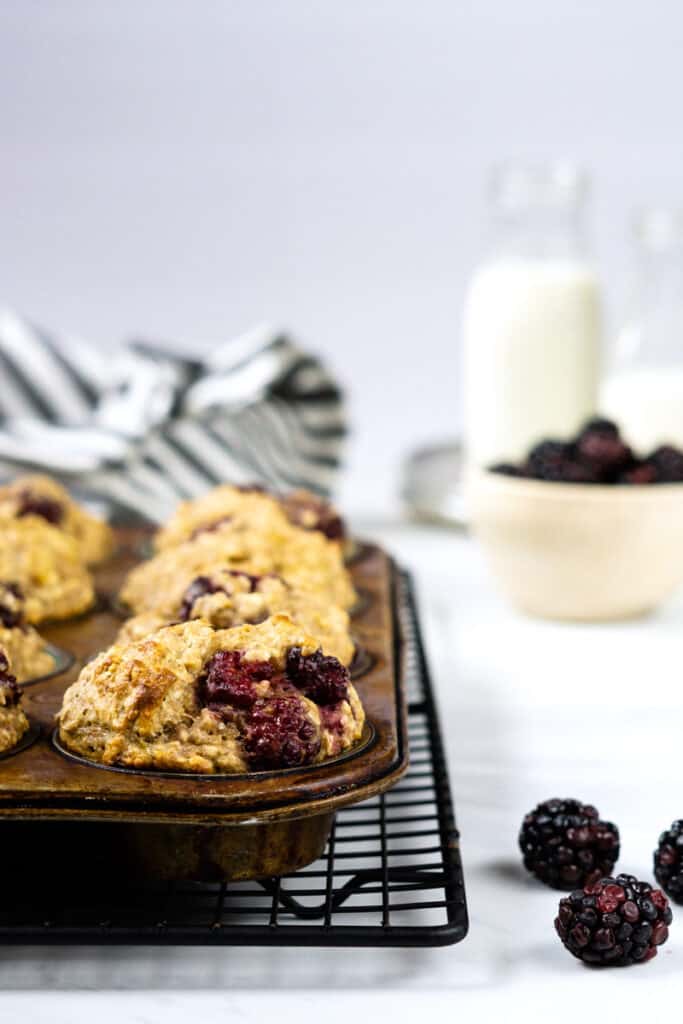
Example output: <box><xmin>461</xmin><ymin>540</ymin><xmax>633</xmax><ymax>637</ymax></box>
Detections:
<box><xmin>462</xmin><ymin>162</ymin><xmax>602</xmax><ymax>468</ymax></box>
<box><xmin>602</xmin><ymin>209</ymin><xmax>683</xmax><ymax>452</ymax></box>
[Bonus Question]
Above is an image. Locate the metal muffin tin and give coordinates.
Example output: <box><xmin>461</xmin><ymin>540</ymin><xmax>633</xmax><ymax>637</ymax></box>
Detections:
<box><xmin>0</xmin><ymin>527</ymin><xmax>408</xmax><ymax>882</ymax></box>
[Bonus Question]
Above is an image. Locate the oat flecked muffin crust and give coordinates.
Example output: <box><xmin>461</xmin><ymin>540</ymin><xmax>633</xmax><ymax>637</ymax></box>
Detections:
<box><xmin>0</xmin><ymin>519</ymin><xmax>95</xmax><ymax>624</ymax></box>
<box><xmin>58</xmin><ymin>615</ymin><xmax>365</xmax><ymax>774</ymax></box>
<box><xmin>0</xmin><ymin>583</ymin><xmax>52</xmax><ymax>681</ymax></box>
<box><xmin>117</xmin><ymin>568</ymin><xmax>355</xmax><ymax>666</ymax></box>
<box><xmin>0</xmin><ymin>650</ymin><xmax>29</xmax><ymax>753</ymax></box>
<box><xmin>0</xmin><ymin>474</ymin><xmax>114</xmax><ymax>565</ymax></box>
<box><xmin>154</xmin><ymin>485</ymin><xmax>347</xmax><ymax>553</ymax></box>
<box><xmin>120</xmin><ymin>520</ymin><xmax>356</xmax><ymax>616</ymax></box>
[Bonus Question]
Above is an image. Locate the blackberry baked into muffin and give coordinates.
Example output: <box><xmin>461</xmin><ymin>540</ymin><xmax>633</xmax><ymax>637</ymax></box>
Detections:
<box><xmin>117</xmin><ymin>568</ymin><xmax>354</xmax><ymax>666</ymax></box>
<box><xmin>154</xmin><ymin>484</ymin><xmax>347</xmax><ymax>552</ymax></box>
<box><xmin>120</xmin><ymin>520</ymin><xmax>356</xmax><ymax>616</ymax></box>
<box><xmin>0</xmin><ymin>519</ymin><xmax>95</xmax><ymax>623</ymax></box>
<box><xmin>58</xmin><ymin>615</ymin><xmax>366</xmax><ymax>774</ymax></box>
<box><xmin>0</xmin><ymin>650</ymin><xmax>29</xmax><ymax>753</ymax></box>
<box><xmin>0</xmin><ymin>583</ymin><xmax>52</xmax><ymax>681</ymax></box>
<box><xmin>0</xmin><ymin>474</ymin><xmax>113</xmax><ymax>565</ymax></box>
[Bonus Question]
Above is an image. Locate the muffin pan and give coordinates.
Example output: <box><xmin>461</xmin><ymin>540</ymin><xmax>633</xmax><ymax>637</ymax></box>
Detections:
<box><xmin>0</xmin><ymin>527</ymin><xmax>408</xmax><ymax>881</ymax></box>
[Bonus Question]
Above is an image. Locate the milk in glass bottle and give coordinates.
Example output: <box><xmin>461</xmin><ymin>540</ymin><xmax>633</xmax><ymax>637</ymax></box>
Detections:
<box><xmin>602</xmin><ymin>209</ymin><xmax>683</xmax><ymax>451</ymax></box>
<box><xmin>462</xmin><ymin>163</ymin><xmax>602</xmax><ymax>468</ymax></box>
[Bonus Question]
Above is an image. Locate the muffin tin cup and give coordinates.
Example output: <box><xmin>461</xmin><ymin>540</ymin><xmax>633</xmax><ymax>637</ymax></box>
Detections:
<box><xmin>0</xmin><ymin>721</ymin><xmax>41</xmax><ymax>761</ymax></box>
<box><xmin>21</xmin><ymin>644</ymin><xmax>75</xmax><ymax>687</ymax></box>
<box><xmin>350</xmin><ymin>642</ymin><xmax>375</xmax><ymax>679</ymax></box>
<box><xmin>350</xmin><ymin>586</ymin><xmax>373</xmax><ymax>618</ymax></box>
<box><xmin>50</xmin><ymin>720</ymin><xmax>376</xmax><ymax>781</ymax></box>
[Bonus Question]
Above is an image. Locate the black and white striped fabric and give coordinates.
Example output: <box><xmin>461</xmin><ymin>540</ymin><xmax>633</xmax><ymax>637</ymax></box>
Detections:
<box><xmin>0</xmin><ymin>310</ymin><xmax>346</xmax><ymax>523</ymax></box>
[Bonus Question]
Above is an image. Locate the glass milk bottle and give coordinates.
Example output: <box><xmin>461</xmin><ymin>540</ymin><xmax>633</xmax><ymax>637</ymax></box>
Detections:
<box><xmin>602</xmin><ymin>209</ymin><xmax>683</xmax><ymax>452</ymax></box>
<box><xmin>462</xmin><ymin>163</ymin><xmax>602</xmax><ymax>468</ymax></box>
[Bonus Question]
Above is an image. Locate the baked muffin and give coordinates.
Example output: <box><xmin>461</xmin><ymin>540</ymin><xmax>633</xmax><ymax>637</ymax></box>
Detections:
<box><xmin>58</xmin><ymin>615</ymin><xmax>365</xmax><ymax>774</ymax></box>
<box><xmin>0</xmin><ymin>519</ymin><xmax>95</xmax><ymax>623</ymax></box>
<box><xmin>116</xmin><ymin>568</ymin><xmax>354</xmax><ymax>666</ymax></box>
<box><xmin>0</xmin><ymin>650</ymin><xmax>29</xmax><ymax>753</ymax></box>
<box><xmin>120</xmin><ymin>520</ymin><xmax>356</xmax><ymax>615</ymax></box>
<box><xmin>154</xmin><ymin>484</ymin><xmax>347</xmax><ymax>552</ymax></box>
<box><xmin>0</xmin><ymin>474</ymin><xmax>113</xmax><ymax>565</ymax></box>
<box><xmin>0</xmin><ymin>583</ymin><xmax>52</xmax><ymax>681</ymax></box>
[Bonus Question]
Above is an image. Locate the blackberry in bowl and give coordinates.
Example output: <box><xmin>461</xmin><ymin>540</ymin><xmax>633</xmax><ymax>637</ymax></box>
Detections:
<box><xmin>519</xmin><ymin>798</ymin><xmax>620</xmax><ymax>889</ymax></box>
<box><xmin>654</xmin><ymin>820</ymin><xmax>683</xmax><ymax>903</ymax></box>
<box><xmin>469</xmin><ymin>417</ymin><xmax>683</xmax><ymax>620</ymax></box>
<box><xmin>491</xmin><ymin>418</ymin><xmax>683</xmax><ymax>487</ymax></box>
<box><xmin>555</xmin><ymin>874</ymin><xmax>672</xmax><ymax>966</ymax></box>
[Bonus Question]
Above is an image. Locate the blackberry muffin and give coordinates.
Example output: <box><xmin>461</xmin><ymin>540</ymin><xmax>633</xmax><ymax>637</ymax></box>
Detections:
<box><xmin>0</xmin><ymin>583</ymin><xmax>52</xmax><ymax>681</ymax></box>
<box><xmin>117</xmin><ymin>568</ymin><xmax>354</xmax><ymax>666</ymax></box>
<box><xmin>58</xmin><ymin>615</ymin><xmax>366</xmax><ymax>774</ymax></box>
<box><xmin>0</xmin><ymin>519</ymin><xmax>95</xmax><ymax>624</ymax></box>
<box><xmin>0</xmin><ymin>650</ymin><xmax>29</xmax><ymax>753</ymax></box>
<box><xmin>120</xmin><ymin>520</ymin><xmax>356</xmax><ymax>615</ymax></box>
<box><xmin>154</xmin><ymin>484</ymin><xmax>347</xmax><ymax>552</ymax></box>
<box><xmin>0</xmin><ymin>474</ymin><xmax>113</xmax><ymax>565</ymax></box>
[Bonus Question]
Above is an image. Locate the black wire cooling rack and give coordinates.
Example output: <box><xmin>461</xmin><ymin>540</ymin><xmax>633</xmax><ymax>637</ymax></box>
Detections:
<box><xmin>0</xmin><ymin>571</ymin><xmax>468</xmax><ymax>948</ymax></box>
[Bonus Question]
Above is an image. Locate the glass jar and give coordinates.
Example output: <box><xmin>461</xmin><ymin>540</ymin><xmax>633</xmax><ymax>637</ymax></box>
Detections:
<box><xmin>462</xmin><ymin>162</ymin><xmax>602</xmax><ymax>468</ymax></box>
<box><xmin>602</xmin><ymin>209</ymin><xmax>683</xmax><ymax>452</ymax></box>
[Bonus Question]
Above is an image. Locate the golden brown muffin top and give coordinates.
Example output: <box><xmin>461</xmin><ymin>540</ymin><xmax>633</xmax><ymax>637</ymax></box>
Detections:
<box><xmin>121</xmin><ymin>519</ymin><xmax>356</xmax><ymax>616</ymax></box>
<box><xmin>58</xmin><ymin>615</ymin><xmax>364</xmax><ymax>774</ymax></box>
<box><xmin>154</xmin><ymin>484</ymin><xmax>346</xmax><ymax>552</ymax></box>
<box><xmin>0</xmin><ymin>474</ymin><xmax>113</xmax><ymax>564</ymax></box>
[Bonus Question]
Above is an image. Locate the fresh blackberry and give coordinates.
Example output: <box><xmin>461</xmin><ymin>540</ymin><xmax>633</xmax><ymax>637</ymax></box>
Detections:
<box><xmin>519</xmin><ymin>798</ymin><xmax>620</xmax><ymax>889</ymax></box>
<box><xmin>654</xmin><ymin>820</ymin><xmax>683</xmax><ymax>903</ymax></box>
<box><xmin>649</xmin><ymin>445</ymin><xmax>683</xmax><ymax>483</ymax></box>
<box><xmin>619</xmin><ymin>462</ymin><xmax>659</xmax><ymax>485</ymax></box>
<box><xmin>555</xmin><ymin>874</ymin><xmax>672</xmax><ymax>966</ymax></box>
<box><xmin>530</xmin><ymin>459</ymin><xmax>600</xmax><ymax>484</ymax></box>
<box><xmin>524</xmin><ymin>440</ymin><xmax>600</xmax><ymax>483</ymax></box>
<box><xmin>526</xmin><ymin>440</ymin><xmax>571</xmax><ymax>476</ymax></box>
<box><xmin>575</xmin><ymin>419</ymin><xmax>632</xmax><ymax>480</ymax></box>
<box><xmin>575</xmin><ymin>417</ymin><xmax>620</xmax><ymax>440</ymax></box>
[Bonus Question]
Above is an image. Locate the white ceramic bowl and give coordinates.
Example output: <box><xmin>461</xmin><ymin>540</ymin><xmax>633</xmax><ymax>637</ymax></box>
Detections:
<box><xmin>468</xmin><ymin>469</ymin><xmax>683</xmax><ymax>621</ymax></box>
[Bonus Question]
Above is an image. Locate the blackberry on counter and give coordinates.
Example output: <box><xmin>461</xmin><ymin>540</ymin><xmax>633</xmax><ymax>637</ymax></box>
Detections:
<box><xmin>519</xmin><ymin>798</ymin><xmax>620</xmax><ymax>889</ymax></box>
<box><xmin>654</xmin><ymin>820</ymin><xmax>683</xmax><ymax>903</ymax></box>
<box><xmin>555</xmin><ymin>874</ymin><xmax>672</xmax><ymax>966</ymax></box>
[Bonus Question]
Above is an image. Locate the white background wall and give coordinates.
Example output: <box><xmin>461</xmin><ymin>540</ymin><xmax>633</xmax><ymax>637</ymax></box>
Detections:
<box><xmin>1</xmin><ymin>0</ymin><xmax>683</xmax><ymax>512</ymax></box>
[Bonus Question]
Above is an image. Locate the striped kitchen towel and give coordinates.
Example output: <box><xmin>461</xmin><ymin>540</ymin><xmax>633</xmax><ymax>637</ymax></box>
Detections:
<box><xmin>0</xmin><ymin>309</ymin><xmax>346</xmax><ymax>523</ymax></box>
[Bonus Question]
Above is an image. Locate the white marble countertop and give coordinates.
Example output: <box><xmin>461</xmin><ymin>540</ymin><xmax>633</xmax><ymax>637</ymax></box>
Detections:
<box><xmin>2</xmin><ymin>520</ymin><xmax>681</xmax><ymax>1021</ymax></box>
